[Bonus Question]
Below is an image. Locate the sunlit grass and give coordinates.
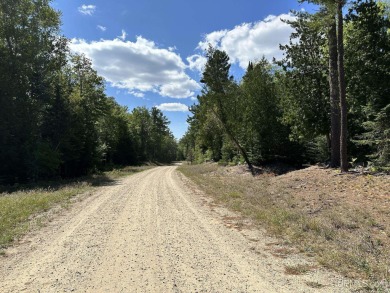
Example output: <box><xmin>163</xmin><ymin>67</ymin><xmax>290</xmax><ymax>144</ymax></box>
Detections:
<box><xmin>0</xmin><ymin>184</ymin><xmax>89</xmax><ymax>249</ymax></box>
<box><xmin>0</xmin><ymin>166</ymin><xmax>152</xmax><ymax>251</ymax></box>
<box><xmin>178</xmin><ymin>164</ymin><xmax>390</xmax><ymax>287</ymax></box>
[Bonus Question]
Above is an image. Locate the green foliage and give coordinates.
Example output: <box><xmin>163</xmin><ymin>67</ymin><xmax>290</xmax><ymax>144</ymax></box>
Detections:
<box><xmin>221</xmin><ymin>135</ymin><xmax>237</xmax><ymax>163</ymax></box>
<box><xmin>0</xmin><ymin>0</ymin><xmax>178</xmax><ymax>184</ymax></box>
<box><xmin>128</xmin><ymin>107</ymin><xmax>177</xmax><ymax>164</ymax></box>
<box><xmin>1</xmin><ymin>0</ymin><xmax>389</xmax><ymax>181</ymax></box>
<box><xmin>346</xmin><ymin>0</ymin><xmax>390</xmax><ymax>167</ymax></box>
<box><xmin>199</xmin><ymin>47</ymin><xmax>254</xmax><ymax>169</ymax></box>
<box><xmin>32</xmin><ymin>142</ymin><xmax>62</xmax><ymax>179</ymax></box>
<box><xmin>360</xmin><ymin>104</ymin><xmax>390</xmax><ymax>168</ymax></box>
<box><xmin>241</xmin><ymin>59</ymin><xmax>300</xmax><ymax>163</ymax></box>
<box><xmin>304</xmin><ymin>135</ymin><xmax>331</xmax><ymax>163</ymax></box>
<box><xmin>184</xmin><ymin>0</ymin><xmax>389</xmax><ymax>169</ymax></box>
<box><xmin>277</xmin><ymin>11</ymin><xmax>330</xmax><ymax>141</ymax></box>
<box><xmin>179</xmin><ymin>48</ymin><xmax>236</xmax><ymax>165</ymax></box>
<box><xmin>184</xmin><ymin>51</ymin><xmax>305</xmax><ymax>166</ymax></box>
<box><xmin>0</xmin><ymin>0</ymin><xmax>62</xmax><ymax>183</ymax></box>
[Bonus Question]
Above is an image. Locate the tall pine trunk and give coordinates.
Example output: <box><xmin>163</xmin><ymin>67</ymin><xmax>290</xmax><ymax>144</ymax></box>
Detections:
<box><xmin>328</xmin><ymin>19</ymin><xmax>341</xmax><ymax>168</ymax></box>
<box><xmin>337</xmin><ymin>1</ymin><xmax>348</xmax><ymax>172</ymax></box>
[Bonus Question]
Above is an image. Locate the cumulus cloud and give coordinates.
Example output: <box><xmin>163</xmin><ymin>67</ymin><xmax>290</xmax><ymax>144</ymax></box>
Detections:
<box><xmin>156</xmin><ymin>103</ymin><xmax>189</xmax><ymax>112</ymax></box>
<box><xmin>70</xmin><ymin>36</ymin><xmax>200</xmax><ymax>99</ymax></box>
<box><xmin>97</xmin><ymin>25</ymin><xmax>107</xmax><ymax>32</ymax></box>
<box><xmin>78</xmin><ymin>4</ymin><xmax>96</xmax><ymax>16</ymax></box>
<box><xmin>193</xmin><ymin>13</ymin><xmax>295</xmax><ymax>70</ymax></box>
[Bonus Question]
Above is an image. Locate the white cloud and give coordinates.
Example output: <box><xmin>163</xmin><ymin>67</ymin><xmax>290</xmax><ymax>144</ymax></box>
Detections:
<box><xmin>156</xmin><ymin>103</ymin><xmax>189</xmax><ymax>112</ymax></box>
<box><xmin>118</xmin><ymin>30</ymin><xmax>127</xmax><ymax>41</ymax></box>
<box><xmin>70</xmin><ymin>36</ymin><xmax>200</xmax><ymax>99</ymax></box>
<box><xmin>186</xmin><ymin>54</ymin><xmax>207</xmax><ymax>73</ymax></box>
<box><xmin>159</xmin><ymin>79</ymin><xmax>199</xmax><ymax>99</ymax></box>
<box><xmin>78</xmin><ymin>4</ymin><xmax>96</xmax><ymax>16</ymax></box>
<box><xmin>197</xmin><ymin>13</ymin><xmax>295</xmax><ymax>69</ymax></box>
<box><xmin>129</xmin><ymin>91</ymin><xmax>145</xmax><ymax>98</ymax></box>
<box><xmin>200</xmin><ymin>30</ymin><xmax>228</xmax><ymax>49</ymax></box>
<box><xmin>97</xmin><ymin>25</ymin><xmax>107</xmax><ymax>32</ymax></box>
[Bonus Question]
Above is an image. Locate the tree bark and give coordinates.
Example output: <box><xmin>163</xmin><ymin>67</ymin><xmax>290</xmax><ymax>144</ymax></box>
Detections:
<box><xmin>337</xmin><ymin>1</ymin><xmax>348</xmax><ymax>172</ymax></box>
<box><xmin>328</xmin><ymin>19</ymin><xmax>341</xmax><ymax>168</ymax></box>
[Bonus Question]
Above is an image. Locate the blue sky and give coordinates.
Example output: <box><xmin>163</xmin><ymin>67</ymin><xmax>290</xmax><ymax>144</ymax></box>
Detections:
<box><xmin>52</xmin><ymin>0</ymin><xmax>314</xmax><ymax>139</ymax></box>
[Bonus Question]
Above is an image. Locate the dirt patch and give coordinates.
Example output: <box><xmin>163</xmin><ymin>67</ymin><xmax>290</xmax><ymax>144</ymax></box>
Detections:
<box><xmin>179</xmin><ymin>164</ymin><xmax>390</xmax><ymax>291</ymax></box>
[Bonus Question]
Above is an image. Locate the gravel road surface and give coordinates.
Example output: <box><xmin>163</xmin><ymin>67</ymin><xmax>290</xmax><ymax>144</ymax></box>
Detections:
<box><xmin>0</xmin><ymin>166</ymin><xmax>352</xmax><ymax>292</ymax></box>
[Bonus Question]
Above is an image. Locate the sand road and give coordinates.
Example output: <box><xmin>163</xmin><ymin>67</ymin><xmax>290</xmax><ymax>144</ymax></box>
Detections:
<box><xmin>0</xmin><ymin>166</ymin><xmax>351</xmax><ymax>292</ymax></box>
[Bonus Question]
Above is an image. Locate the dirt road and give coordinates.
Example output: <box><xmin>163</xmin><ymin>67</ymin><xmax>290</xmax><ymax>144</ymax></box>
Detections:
<box><xmin>0</xmin><ymin>166</ymin><xmax>352</xmax><ymax>292</ymax></box>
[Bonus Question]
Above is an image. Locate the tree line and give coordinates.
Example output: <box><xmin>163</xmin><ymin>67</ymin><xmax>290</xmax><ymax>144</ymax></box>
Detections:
<box><xmin>179</xmin><ymin>0</ymin><xmax>389</xmax><ymax>172</ymax></box>
<box><xmin>0</xmin><ymin>0</ymin><xmax>177</xmax><ymax>184</ymax></box>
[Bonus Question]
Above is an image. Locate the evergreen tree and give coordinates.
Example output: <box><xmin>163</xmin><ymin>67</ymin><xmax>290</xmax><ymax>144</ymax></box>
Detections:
<box><xmin>299</xmin><ymin>0</ymin><xmax>348</xmax><ymax>171</ymax></box>
<box><xmin>277</xmin><ymin>11</ymin><xmax>330</xmax><ymax>143</ymax></box>
<box><xmin>346</xmin><ymin>0</ymin><xmax>390</xmax><ymax>168</ymax></box>
<box><xmin>200</xmin><ymin>46</ymin><xmax>253</xmax><ymax>172</ymax></box>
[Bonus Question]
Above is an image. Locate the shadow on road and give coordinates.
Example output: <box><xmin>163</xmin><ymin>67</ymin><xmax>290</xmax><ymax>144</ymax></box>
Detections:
<box><xmin>0</xmin><ymin>174</ymin><xmax>117</xmax><ymax>195</ymax></box>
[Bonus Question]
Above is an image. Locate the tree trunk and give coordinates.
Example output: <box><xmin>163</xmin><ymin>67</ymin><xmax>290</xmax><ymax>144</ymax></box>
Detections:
<box><xmin>225</xmin><ymin>128</ymin><xmax>254</xmax><ymax>173</ymax></box>
<box><xmin>337</xmin><ymin>1</ymin><xmax>348</xmax><ymax>172</ymax></box>
<box><xmin>328</xmin><ymin>19</ymin><xmax>341</xmax><ymax>168</ymax></box>
<box><xmin>211</xmin><ymin>108</ymin><xmax>254</xmax><ymax>174</ymax></box>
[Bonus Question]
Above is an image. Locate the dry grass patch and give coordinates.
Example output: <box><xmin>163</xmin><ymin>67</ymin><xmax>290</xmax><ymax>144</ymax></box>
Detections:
<box><xmin>178</xmin><ymin>164</ymin><xmax>390</xmax><ymax>287</ymax></box>
<box><xmin>284</xmin><ymin>264</ymin><xmax>315</xmax><ymax>275</ymax></box>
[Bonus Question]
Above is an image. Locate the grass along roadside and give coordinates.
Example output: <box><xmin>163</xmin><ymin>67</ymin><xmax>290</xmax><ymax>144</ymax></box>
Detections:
<box><xmin>0</xmin><ymin>166</ymin><xmax>153</xmax><ymax>252</ymax></box>
<box><xmin>178</xmin><ymin>163</ymin><xmax>390</xmax><ymax>291</ymax></box>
